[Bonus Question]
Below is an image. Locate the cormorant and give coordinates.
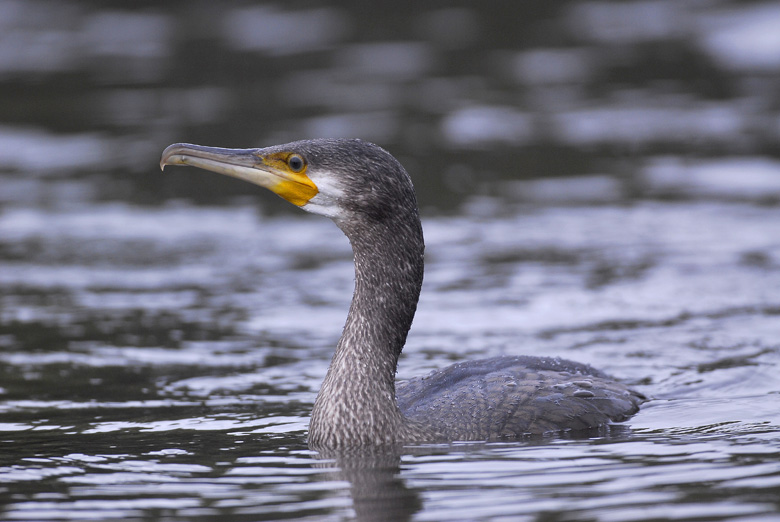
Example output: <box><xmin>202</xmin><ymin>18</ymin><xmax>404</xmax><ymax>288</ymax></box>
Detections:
<box><xmin>160</xmin><ymin>138</ymin><xmax>644</xmax><ymax>448</ymax></box>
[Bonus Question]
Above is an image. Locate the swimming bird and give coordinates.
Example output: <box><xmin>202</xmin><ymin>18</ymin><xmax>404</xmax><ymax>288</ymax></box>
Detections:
<box><xmin>160</xmin><ymin>138</ymin><xmax>644</xmax><ymax>447</ymax></box>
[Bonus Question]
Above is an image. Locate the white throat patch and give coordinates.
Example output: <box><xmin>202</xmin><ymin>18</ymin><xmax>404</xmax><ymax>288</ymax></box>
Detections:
<box><xmin>301</xmin><ymin>170</ymin><xmax>348</xmax><ymax>220</ymax></box>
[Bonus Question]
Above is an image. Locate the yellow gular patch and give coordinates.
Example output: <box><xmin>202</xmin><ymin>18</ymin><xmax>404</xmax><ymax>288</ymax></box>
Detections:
<box><xmin>261</xmin><ymin>152</ymin><xmax>319</xmax><ymax>206</ymax></box>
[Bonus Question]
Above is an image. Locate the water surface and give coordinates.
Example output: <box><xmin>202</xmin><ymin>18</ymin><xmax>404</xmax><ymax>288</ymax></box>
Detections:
<box><xmin>1</xmin><ymin>1</ymin><xmax>780</xmax><ymax>520</ymax></box>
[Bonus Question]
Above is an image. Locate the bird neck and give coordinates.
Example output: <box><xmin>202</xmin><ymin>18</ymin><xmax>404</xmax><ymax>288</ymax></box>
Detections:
<box><xmin>309</xmin><ymin>212</ymin><xmax>425</xmax><ymax>447</ymax></box>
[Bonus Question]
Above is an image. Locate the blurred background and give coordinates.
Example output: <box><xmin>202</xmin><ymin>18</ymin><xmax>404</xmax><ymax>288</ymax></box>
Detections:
<box><xmin>1</xmin><ymin>2</ymin><xmax>780</xmax><ymax>521</ymax></box>
<box><xmin>2</xmin><ymin>0</ymin><xmax>780</xmax><ymax>210</ymax></box>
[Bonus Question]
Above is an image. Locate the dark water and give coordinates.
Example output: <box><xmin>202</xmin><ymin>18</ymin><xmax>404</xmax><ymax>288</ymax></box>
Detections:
<box><xmin>2</xmin><ymin>1</ymin><xmax>780</xmax><ymax>520</ymax></box>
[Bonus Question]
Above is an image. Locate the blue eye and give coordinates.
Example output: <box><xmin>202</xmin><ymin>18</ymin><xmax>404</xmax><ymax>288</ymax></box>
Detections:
<box><xmin>288</xmin><ymin>154</ymin><xmax>305</xmax><ymax>172</ymax></box>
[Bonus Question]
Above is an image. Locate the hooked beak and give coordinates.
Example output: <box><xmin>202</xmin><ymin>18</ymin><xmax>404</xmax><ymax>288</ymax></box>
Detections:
<box><xmin>160</xmin><ymin>143</ymin><xmax>318</xmax><ymax>206</ymax></box>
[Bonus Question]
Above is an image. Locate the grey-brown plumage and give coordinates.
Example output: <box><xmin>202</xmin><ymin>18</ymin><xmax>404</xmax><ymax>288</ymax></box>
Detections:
<box><xmin>397</xmin><ymin>355</ymin><xmax>641</xmax><ymax>439</ymax></box>
<box><xmin>160</xmin><ymin>138</ymin><xmax>645</xmax><ymax>449</ymax></box>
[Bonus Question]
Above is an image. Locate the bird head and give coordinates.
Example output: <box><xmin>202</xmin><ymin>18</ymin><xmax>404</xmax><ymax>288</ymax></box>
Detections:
<box><xmin>160</xmin><ymin>138</ymin><xmax>418</xmax><ymax>225</ymax></box>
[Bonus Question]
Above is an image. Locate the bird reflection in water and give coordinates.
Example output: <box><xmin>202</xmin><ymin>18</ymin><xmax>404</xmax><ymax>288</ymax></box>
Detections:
<box><xmin>312</xmin><ymin>446</ymin><xmax>421</xmax><ymax>522</ymax></box>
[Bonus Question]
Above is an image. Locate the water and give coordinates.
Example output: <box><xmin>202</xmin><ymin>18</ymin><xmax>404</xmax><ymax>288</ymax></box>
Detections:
<box><xmin>2</xmin><ymin>1</ymin><xmax>780</xmax><ymax>520</ymax></box>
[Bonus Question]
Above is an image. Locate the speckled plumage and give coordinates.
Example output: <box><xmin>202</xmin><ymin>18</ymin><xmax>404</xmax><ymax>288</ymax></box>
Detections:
<box><xmin>161</xmin><ymin>138</ymin><xmax>645</xmax><ymax>448</ymax></box>
<box><xmin>295</xmin><ymin>140</ymin><xmax>643</xmax><ymax>447</ymax></box>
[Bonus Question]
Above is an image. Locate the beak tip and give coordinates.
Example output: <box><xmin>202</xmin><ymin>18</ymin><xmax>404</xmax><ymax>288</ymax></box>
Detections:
<box><xmin>160</xmin><ymin>143</ymin><xmax>186</xmax><ymax>172</ymax></box>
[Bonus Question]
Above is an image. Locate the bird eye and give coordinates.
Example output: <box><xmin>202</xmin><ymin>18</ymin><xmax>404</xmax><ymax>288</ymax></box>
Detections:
<box><xmin>288</xmin><ymin>154</ymin><xmax>305</xmax><ymax>172</ymax></box>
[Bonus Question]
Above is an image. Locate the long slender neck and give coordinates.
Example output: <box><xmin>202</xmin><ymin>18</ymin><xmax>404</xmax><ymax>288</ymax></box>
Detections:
<box><xmin>309</xmin><ymin>209</ymin><xmax>425</xmax><ymax>447</ymax></box>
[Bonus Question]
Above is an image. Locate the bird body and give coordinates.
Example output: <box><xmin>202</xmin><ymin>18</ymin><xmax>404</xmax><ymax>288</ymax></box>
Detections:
<box><xmin>398</xmin><ymin>355</ymin><xmax>641</xmax><ymax>440</ymax></box>
<box><xmin>160</xmin><ymin>138</ymin><xmax>643</xmax><ymax>448</ymax></box>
